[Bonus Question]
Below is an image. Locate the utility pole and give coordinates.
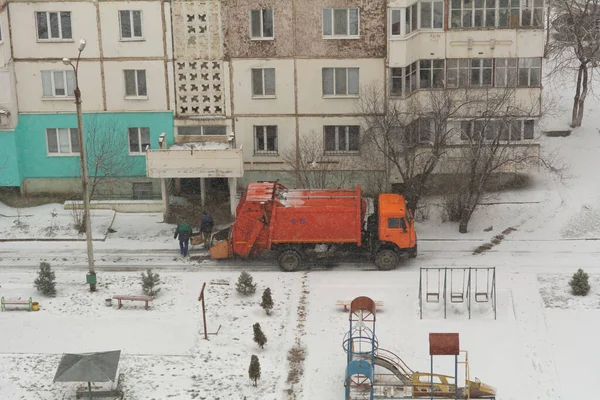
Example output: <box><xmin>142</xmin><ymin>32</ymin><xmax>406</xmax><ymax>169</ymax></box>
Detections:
<box><xmin>63</xmin><ymin>39</ymin><xmax>96</xmax><ymax>292</ymax></box>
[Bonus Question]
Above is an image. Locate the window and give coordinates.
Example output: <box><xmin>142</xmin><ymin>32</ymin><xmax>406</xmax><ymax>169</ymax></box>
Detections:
<box><xmin>470</xmin><ymin>59</ymin><xmax>493</xmax><ymax>86</ymax></box>
<box><xmin>391</xmin><ymin>68</ymin><xmax>404</xmax><ymax>96</ymax></box>
<box><xmin>523</xmin><ymin>119</ymin><xmax>535</xmax><ymax>139</ymax></box>
<box><xmin>254</xmin><ymin>126</ymin><xmax>278</xmax><ymax>154</ymax></box>
<box><xmin>391</xmin><ymin>9</ymin><xmax>402</xmax><ymax>36</ymax></box>
<box><xmin>36</xmin><ymin>11</ymin><xmax>72</xmax><ymax>40</ymax></box>
<box><xmin>124</xmin><ymin>70</ymin><xmax>147</xmax><ymax>97</ymax></box>
<box><xmin>133</xmin><ymin>182</ymin><xmax>153</xmax><ymax>200</ymax></box>
<box><xmin>119</xmin><ymin>10</ymin><xmax>143</xmax><ymax>40</ymax></box>
<box><xmin>324</xmin><ymin>126</ymin><xmax>360</xmax><ymax>153</ymax></box>
<box><xmin>388</xmin><ymin>218</ymin><xmax>407</xmax><ymax>229</ymax></box>
<box><xmin>521</xmin><ymin>0</ymin><xmax>544</xmax><ymax>27</ymax></box>
<box><xmin>250</xmin><ymin>9</ymin><xmax>274</xmax><ymax>39</ymax></box>
<box><xmin>323</xmin><ymin>8</ymin><xmax>359</xmax><ymax>37</ymax></box>
<box><xmin>495</xmin><ymin>58</ymin><xmax>518</xmax><ymax>87</ymax></box>
<box><xmin>406</xmin><ymin>4</ymin><xmax>418</xmax><ymax>34</ymax></box>
<box><xmin>41</xmin><ymin>70</ymin><xmax>76</xmax><ymax>97</ymax></box>
<box><xmin>447</xmin><ymin>59</ymin><xmax>469</xmax><ymax>88</ymax></box>
<box><xmin>518</xmin><ymin>58</ymin><xmax>541</xmax><ymax>87</ymax></box>
<box><xmin>418</xmin><ymin>119</ymin><xmax>433</xmax><ymax>142</ymax></box>
<box><xmin>460</xmin><ymin>119</ymin><xmax>535</xmax><ymax>141</ymax></box>
<box><xmin>452</xmin><ymin>0</ymin><xmax>541</xmax><ymax>28</ymax></box>
<box><xmin>419</xmin><ymin>60</ymin><xmax>445</xmax><ymax>89</ymax></box>
<box><xmin>177</xmin><ymin>126</ymin><xmax>227</xmax><ymax>136</ymax></box>
<box><xmin>128</xmin><ymin>127</ymin><xmax>150</xmax><ymax>153</ymax></box>
<box><xmin>46</xmin><ymin>128</ymin><xmax>79</xmax><ymax>154</ymax></box>
<box><xmin>322</xmin><ymin>68</ymin><xmax>359</xmax><ymax>96</ymax></box>
<box><xmin>421</xmin><ymin>1</ymin><xmax>444</xmax><ymax>29</ymax></box>
<box><xmin>405</xmin><ymin>62</ymin><xmax>418</xmax><ymax>95</ymax></box>
<box><xmin>251</xmin><ymin>68</ymin><xmax>276</xmax><ymax>97</ymax></box>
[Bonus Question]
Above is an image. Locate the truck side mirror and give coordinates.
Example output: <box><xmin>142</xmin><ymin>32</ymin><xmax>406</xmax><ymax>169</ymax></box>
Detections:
<box><xmin>400</xmin><ymin>218</ymin><xmax>407</xmax><ymax>232</ymax></box>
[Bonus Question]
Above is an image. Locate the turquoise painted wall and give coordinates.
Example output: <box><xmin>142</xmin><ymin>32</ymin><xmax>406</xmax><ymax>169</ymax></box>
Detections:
<box><xmin>14</xmin><ymin>112</ymin><xmax>174</xmax><ymax>180</ymax></box>
<box><xmin>0</xmin><ymin>131</ymin><xmax>21</xmax><ymax>186</ymax></box>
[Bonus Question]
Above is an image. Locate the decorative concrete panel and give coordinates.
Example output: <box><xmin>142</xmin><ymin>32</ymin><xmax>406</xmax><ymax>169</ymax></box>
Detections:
<box><xmin>175</xmin><ymin>60</ymin><xmax>224</xmax><ymax>116</ymax></box>
<box><xmin>172</xmin><ymin>1</ymin><xmax>222</xmax><ymax>59</ymax></box>
<box><xmin>172</xmin><ymin>1</ymin><xmax>225</xmax><ymax>117</ymax></box>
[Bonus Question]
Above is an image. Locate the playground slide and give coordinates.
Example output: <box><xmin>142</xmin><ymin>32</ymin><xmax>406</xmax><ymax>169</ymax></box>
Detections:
<box><xmin>373</xmin><ymin>352</ymin><xmax>412</xmax><ymax>385</ymax></box>
<box><xmin>373</xmin><ymin>350</ymin><xmax>496</xmax><ymax>399</ymax></box>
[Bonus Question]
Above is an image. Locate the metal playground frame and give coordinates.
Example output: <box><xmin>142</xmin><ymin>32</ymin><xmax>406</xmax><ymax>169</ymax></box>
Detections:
<box><xmin>418</xmin><ymin>267</ymin><xmax>497</xmax><ymax>320</ymax></box>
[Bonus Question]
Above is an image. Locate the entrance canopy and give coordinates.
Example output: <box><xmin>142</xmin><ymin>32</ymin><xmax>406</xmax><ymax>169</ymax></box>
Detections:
<box><xmin>145</xmin><ymin>143</ymin><xmax>243</xmax><ymax>178</ymax></box>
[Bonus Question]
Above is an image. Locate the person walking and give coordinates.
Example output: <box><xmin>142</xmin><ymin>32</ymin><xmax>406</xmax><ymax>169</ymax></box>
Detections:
<box><xmin>200</xmin><ymin>211</ymin><xmax>214</xmax><ymax>249</ymax></box>
<box><xmin>174</xmin><ymin>216</ymin><xmax>193</xmax><ymax>257</ymax></box>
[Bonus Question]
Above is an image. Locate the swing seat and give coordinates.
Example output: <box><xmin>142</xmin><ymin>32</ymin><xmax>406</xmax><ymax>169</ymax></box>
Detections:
<box><xmin>475</xmin><ymin>292</ymin><xmax>489</xmax><ymax>303</ymax></box>
<box><xmin>426</xmin><ymin>292</ymin><xmax>440</xmax><ymax>303</ymax></box>
<box><xmin>450</xmin><ymin>292</ymin><xmax>464</xmax><ymax>303</ymax></box>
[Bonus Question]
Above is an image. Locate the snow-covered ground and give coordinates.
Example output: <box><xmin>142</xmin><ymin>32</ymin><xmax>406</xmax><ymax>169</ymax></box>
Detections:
<box><xmin>1</xmin><ymin>68</ymin><xmax>600</xmax><ymax>400</ymax></box>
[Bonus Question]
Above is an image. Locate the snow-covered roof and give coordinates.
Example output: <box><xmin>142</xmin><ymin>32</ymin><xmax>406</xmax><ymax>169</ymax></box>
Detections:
<box><xmin>168</xmin><ymin>142</ymin><xmax>231</xmax><ymax>150</ymax></box>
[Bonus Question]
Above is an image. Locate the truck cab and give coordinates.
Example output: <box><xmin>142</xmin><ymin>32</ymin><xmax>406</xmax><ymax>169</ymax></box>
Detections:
<box><xmin>369</xmin><ymin>194</ymin><xmax>417</xmax><ymax>270</ymax></box>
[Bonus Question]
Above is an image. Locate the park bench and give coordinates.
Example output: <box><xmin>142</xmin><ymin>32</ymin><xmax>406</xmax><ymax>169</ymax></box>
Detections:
<box><xmin>112</xmin><ymin>295</ymin><xmax>154</xmax><ymax>310</ymax></box>
<box><xmin>336</xmin><ymin>300</ymin><xmax>384</xmax><ymax>312</ymax></box>
<box><xmin>1</xmin><ymin>296</ymin><xmax>33</xmax><ymax>311</ymax></box>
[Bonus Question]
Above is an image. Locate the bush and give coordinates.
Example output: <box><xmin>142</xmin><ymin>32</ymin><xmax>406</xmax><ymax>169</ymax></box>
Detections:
<box><xmin>141</xmin><ymin>269</ymin><xmax>161</xmax><ymax>296</ymax></box>
<box><xmin>569</xmin><ymin>268</ymin><xmax>590</xmax><ymax>296</ymax></box>
<box><xmin>34</xmin><ymin>262</ymin><xmax>56</xmax><ymax>297</ymax></box>
<box><xmin>260</xmin><ymin>288</ymin><xmax>274</xmax><ymax>315</ymax></box>
<box><xmin>248</xmin><ymin>355</ymin><xmax>261</xmax><ymax>386</ymax></box>
<box><xmin>236</xmin><ymin>271</ymin><xmax>257</xmax><ymax>295</ymax></box>
<box><xmin>253</xmin><ymin>323</ymin><xmax>267</xmax><ymax>349</ymax></box>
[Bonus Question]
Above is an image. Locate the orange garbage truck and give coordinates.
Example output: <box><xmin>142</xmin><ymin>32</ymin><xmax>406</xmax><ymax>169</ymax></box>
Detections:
<box><xmin>209</xmin><ymin>182</ymin><xmax>417</xmax><ymax>271</ymax></box>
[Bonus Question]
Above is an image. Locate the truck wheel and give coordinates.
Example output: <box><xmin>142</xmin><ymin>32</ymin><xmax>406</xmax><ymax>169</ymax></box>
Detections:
<box><xmin>375</xmin><ymin>250</ymin><xmax>399</xmax><ymax>271</ymax></box>
<box><xmin>278</xmin><ymin>250</ymin><xmax>302</xmax><ymax>272</ymax></box>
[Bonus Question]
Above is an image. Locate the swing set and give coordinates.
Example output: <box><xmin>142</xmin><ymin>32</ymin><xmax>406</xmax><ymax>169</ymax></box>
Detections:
<box><xmin>418</xmin><ymin>267</ymin><xmax>496</xmax><ymax>320</ymax></box>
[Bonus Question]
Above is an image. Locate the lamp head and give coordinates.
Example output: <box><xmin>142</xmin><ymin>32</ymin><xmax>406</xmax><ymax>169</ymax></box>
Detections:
<box><xmin>78</xmin><ymin>39</ymin><xmax>87</xmax><ymax>52</ymax></box>
<box><xmin>62</xmin><ymin>57</ymin><xmax>71</xmax><ymax>66</ymax></box>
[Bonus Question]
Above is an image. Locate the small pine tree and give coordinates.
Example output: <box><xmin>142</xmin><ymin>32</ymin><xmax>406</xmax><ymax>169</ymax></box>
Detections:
<box><xmin>569</xmin><ymin>268</ymin><xmax>591</xmax><ymax>296</ymax></box>
<box><xmin>141</xmin><ymin>269</ymin><xmax>161</xmax><ymax>296</ymax></box>
<box><xmin>253</xmin><ymin>323</ymin><xmax>267</xmax><ymax>349</ymax></box>
<box><xmin>248</xmin><ymin>355</ymin><xmax>261</xmax><ymax>386</ymax></box>
<box><xmin>236</xmin><ymin>271</ymin><xmax>257</xmax><ymax>295</ymax></box>
<box><xmin>260</xmin><ymin>288</ymin><xmax>274</xmax><ymax>315</ymax></box>
<box><xmin>34</xmin><ymin>262</ymin><xmax>56</xmax><ymax>296</ymax></box>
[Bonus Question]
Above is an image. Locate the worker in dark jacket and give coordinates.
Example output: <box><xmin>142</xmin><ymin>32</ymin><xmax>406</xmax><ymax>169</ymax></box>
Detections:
<box><xmin>200</xmin><ymin>211</ymin><xmax>214</xmax><ymax>249</ymax></box>
<box><xmin>174</xmin><ymin>216</ymin><xmax>193</xmax><ymax>257</ymax></box>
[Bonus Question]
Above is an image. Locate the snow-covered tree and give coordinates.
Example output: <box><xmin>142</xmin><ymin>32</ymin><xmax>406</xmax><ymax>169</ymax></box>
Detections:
<box><xmin>569</xmin><ymin>268</ymin><xmax>591</xmax><ymax>296</ymax></box>
<box><xmin>253</xmin><ymin>323</ymin><xmax>267</xmax><ymax>349</ymax></box>
<box><xmin>141</xmin><ymin>269</ymin><xmax>161</xmax><ymax>296</ymax></box>
<box><xmin>248</xmin><ymin>355</ymin><xmax>261</xmax><ymax>386</ymax></box>
<box><xmin>236</xmin><ymin>271</ymin><xmax>256</xmax><ymax>295</ymax></box>
<box><xmin>34</xmin><ymin>262</ymin><xmax>56</xmax><ymax>297</ymax></box>
<box><xmin>260</xmin><ymin>288</ymin><xmax>274</xmax><ymax>315</ymax></box>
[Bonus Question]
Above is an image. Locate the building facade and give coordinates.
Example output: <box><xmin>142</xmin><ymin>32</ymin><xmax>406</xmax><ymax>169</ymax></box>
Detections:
<box><xmin>0</xmin><ymin>0</ymin><xmax>175</xmax><ymax>197</ymax></box>
<box><xmin>0</xmin><ymin>0</ymin><xmax>544</xmax><ymax>198</ymax></box>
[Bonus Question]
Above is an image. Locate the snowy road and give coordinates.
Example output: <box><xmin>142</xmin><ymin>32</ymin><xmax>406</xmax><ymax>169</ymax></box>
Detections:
<box><xmin>1</xmin><ymin>238</ymin><xmax>600</xmax><ymax>272</ymax></box>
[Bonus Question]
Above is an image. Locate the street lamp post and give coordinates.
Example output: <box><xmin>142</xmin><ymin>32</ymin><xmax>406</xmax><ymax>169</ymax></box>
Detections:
<box><xmin>63</xmin><ymin>39</ymin><xmax>96</xmax><ymax>292</ymax></box>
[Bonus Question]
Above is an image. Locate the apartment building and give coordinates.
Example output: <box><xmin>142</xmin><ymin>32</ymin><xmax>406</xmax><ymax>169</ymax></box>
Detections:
<box><xmin>386</xmin><ymin>0</ymin><xmax>544</xmax><ymax>180</ymax></box>
<box><xmin>0</xmin><ymin>0</ymin><xmax>544</xmax><ymax>201</ymax></box>
<box><xmin>0</xmin><ymin>0</ymin><xmax>174</xmax><ymax>197</ymax></box>
<box><xmin>0</xmin><ymin>2</ymin><xmax>20</xmax><ymax>186</ymax></box>
<box><xmin>221</xmin><ymin>0</ymin><xmax>387</xmax><ymax>190</ymax></box>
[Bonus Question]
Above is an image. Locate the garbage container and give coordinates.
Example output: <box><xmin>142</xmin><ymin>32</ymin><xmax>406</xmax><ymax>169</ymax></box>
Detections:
<box><xmin>105</xmin><ymin>298</ymin><xmax>112</xmax><ymax>307</ymax></box>
<box><xmin>32</xmin><ymin>302</ymin><xmax>39</xmax><ymax>311</ymax></box>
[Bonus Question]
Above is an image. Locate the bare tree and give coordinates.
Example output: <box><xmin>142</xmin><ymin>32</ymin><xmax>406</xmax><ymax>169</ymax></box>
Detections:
<box><xmin>447</xmin><ymin>88</ymin><xmax>543</xmax><ymax>233</ymax></box>
<box><xmin>357</xmin><ymin>85</ymin><xmax>481</xmax><ymax>210</ymax></box>
<box><xmin>280</xmin><ymin>131</ymin><xmax>356</xmax><ymax>189</ymax></box>
<box><xmin>547</xmin><ymin>0</ymin><xmax>600</xmax><ymax>127</ymax></box>
<box><xmin>83</xmin><ymin>117</ymin><xmax>141</xmax><ymax>200</ymax></box>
